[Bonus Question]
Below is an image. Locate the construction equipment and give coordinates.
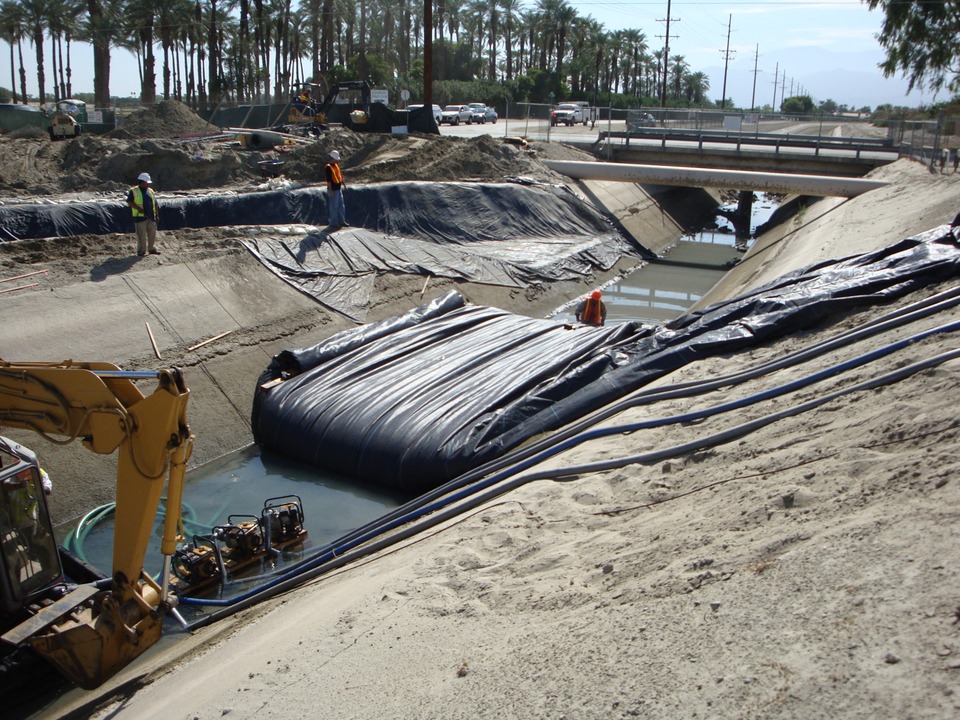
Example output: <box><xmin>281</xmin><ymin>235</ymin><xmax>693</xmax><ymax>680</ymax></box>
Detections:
<box><xmin>47</xmin><ymin>99</ymin><xmax>85</xmax><ymax>140</ymax></box>
<box><xmin>0</xmin><ymin>360</ymin><xmax>192</xmax><ymax>689</ymax></box>
<box><xmin>171</xmin><ymin>496</ymin><xmax>306</xmax><ymax>594</ymax></box>
<box><xmin>286</xmin><ymin>80</ymin><xmax>372</xmax><ymax>129</ymax></box>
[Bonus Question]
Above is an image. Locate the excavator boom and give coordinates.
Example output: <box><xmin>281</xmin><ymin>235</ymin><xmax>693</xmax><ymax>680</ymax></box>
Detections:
<box><xmin>0</xmin><ymin>360</ymin><xmax>192</xmax><ymax>688</ymax></box>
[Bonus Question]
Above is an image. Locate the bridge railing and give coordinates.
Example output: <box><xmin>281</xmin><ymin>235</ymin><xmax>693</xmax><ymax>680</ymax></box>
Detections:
<box><xmin>601</xmin><ymin>126</ymin><xmax>894</xmax><ymax>159</ymax></box>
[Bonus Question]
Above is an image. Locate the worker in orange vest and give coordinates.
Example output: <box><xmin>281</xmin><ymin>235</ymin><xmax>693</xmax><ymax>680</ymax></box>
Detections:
<box><xmin>325</xmin><ymin>150</ymin><xmax>347</xmax><ymax>228</ymax></box>
<box><xmin>575</xmin><ymin>289</ymin><xmax>607</xmax><ymax>326</ymax></box>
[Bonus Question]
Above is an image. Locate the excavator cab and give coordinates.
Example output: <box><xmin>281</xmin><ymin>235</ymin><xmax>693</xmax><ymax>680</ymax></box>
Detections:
<box><xmin>288</xmin><ymin>81</ymin><xmax>327</xmax><ymax>125</ymax></box>
<box><xmin>0</xmin><ymin>439</ymin><xmax>63</xmax><ymax>617</ymax></box>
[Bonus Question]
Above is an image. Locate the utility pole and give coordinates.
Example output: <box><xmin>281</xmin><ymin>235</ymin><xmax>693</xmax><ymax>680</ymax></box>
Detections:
<box><xmin>789</xmin><ymin>77</ymin><xmax>795</xmax><ymax>97</ymax></box>
<box><xmin>423</xmin><ymin>0</ymin><xmax>433</xmax><ymax>105</ymax></box>
<box><xmin>719</xmin><ymin>14</ymin><xmax>735</xmax><ymax>110</ymax></box>
<box><xmin>657</xmin><ymin>0</ymin><xmax>679</xmax><ymax>108</ymax></box>
<box><xmin>750</xmin><ymin>44</ymin><xmax>759</xmax><ymax>111</ymax></box>
<box><xmin>781</xmin><ymin>71</ymin><xmax>787</xmax><ymax>104</ymax></box>
<box><xmin>771</xmin><ymin>62</ymin><xmax>778</xmax><ymax>111</ymax></box>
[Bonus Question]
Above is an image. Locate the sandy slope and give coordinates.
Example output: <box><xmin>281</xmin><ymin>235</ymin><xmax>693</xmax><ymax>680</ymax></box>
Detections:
<box><xmin>14</xmin><ymin>160</ymin><xmax>942</xmax><ymax>719</ymax></box>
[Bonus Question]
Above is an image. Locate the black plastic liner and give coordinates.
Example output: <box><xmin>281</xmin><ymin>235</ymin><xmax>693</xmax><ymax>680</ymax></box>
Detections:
<box><xmin>0</xmin><ymin>181</ymin><xmax>639</xmax><ymax>324</ymax></box>
<box><xmin>0</xmin><ymin>180</ymin><xmax>623</xmax><ymax>246</ymax></box>
<box><xmin>252</xmin><ymin>226</ymin><xmax>960</xmax><ymax>493</ymax></box>
<box><xmin>239</xmin><ymin>182</ymin><xmax>639</xmax><ymax>322</ymax></box>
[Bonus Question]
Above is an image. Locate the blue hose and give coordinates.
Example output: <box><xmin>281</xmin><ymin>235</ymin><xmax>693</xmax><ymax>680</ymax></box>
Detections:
<box><xmin>180</xmin><ymin>316</ymin><xmax>960</xmax><ymax>614</ymax></box>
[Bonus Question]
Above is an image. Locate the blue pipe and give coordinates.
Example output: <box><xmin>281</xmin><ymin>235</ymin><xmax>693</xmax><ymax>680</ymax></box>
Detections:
<box><xmin>180</xmin><ymin>317</ymin><xmax>960</xmax><ymax>616</ymax></box>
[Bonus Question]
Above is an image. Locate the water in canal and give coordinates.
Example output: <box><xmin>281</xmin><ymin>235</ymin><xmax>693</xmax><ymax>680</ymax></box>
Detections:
<box><xmin>550</xmin><ymin>193</ymin><xmax>779</xmax><ymax>326</ymax></box>
<box><xmin>64</xmin><ymin>193</ymin><xmax>779</xmax><ymax>592</ymax></box>
<box><xmin>64</xmin><ymin>444</ymin><xmax>409</xmax><ymax>590</ymax></box>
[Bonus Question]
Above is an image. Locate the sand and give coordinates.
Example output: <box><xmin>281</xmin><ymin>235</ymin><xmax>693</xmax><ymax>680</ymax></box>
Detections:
<box><xmin>2</xmin><ymin>110</ymin><xmax>959</xmax><ymax>718</ymax></box>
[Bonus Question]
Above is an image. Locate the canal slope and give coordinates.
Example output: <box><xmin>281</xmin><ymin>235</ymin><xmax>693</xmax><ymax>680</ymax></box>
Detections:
<box><xmin>31</xmin><ymin>160</ymin><xmax>960</xmax><ymax>719</ymax></box>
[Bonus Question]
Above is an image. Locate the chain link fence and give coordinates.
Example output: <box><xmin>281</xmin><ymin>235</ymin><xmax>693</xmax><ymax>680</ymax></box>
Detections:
<box><xmin>885</xmin><ymin>113</ymin><xmax>960</xmax><ymax>172</ymax></box>
<box><xmin>506</xmin><ymin>103</ymin><xmax>960</xmax><ymax>175</ymax></box>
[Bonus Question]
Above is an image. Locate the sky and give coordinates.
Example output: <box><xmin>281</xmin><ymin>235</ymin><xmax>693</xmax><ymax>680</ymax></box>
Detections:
<box><xmin>0</xmin><ymin>0</ymin><xmax>943</xmax><ymax>110</ymax></box>
<box><xmin>578</xmin><ymin>0</ymin><xmax>939</xmax><ymax>108</ymax></box>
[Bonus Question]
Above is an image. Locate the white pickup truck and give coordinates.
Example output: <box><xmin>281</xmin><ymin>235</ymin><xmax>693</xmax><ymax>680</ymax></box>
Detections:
<box><xmin>550</xmin><ymin>103</ymin><xmax>587</xmax><ymax>126</ymax></box>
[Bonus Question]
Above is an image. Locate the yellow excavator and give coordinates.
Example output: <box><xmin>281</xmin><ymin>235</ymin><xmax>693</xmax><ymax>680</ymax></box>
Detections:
<box><xmin>0</xmin><ymin>360</ymin><xmax>192</xmax><ymax>690</ymax></box>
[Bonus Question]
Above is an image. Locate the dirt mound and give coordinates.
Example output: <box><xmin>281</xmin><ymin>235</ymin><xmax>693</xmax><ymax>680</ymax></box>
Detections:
<box><xmin>280</xmin><ymin>129</ymin><xmax>588</xmax><ymax>186</ymax></box>
<box><xmin>0</xmin><ymin>124</ymin><xmax>594</xmax><ymax>199</ymax></box>
<box><xmin>0</xmin><ymin>135</ymin><xmax>258</xmax><ymax>196</ymax></box>
<box><xmin>108</xmin><ymin>99</ymin><xmax>222</xmax><ymax>139</ymax></box>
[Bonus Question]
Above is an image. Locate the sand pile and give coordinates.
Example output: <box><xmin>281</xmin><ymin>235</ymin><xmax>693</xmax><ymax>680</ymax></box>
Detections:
<box><xmin>0</xmin><ymin>116</ymin><xmax>584</xmax><ymax>198</ymax></box>
<box><xmin>107</xmin><ymin>99</ymin><xmax>222</xmax><ymax>139</ymax></box>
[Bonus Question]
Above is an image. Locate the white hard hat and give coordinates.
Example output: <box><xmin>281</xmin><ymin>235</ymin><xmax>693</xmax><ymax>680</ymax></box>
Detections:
<box><xmin>137</xmin><ymin>172</ymin><xmax>152</xmax><ymax>183</ymax></box>
<box><xmin>328</xmin><ymin>151</ymin><xmax>340</xmax><ymax>161</ymax></box>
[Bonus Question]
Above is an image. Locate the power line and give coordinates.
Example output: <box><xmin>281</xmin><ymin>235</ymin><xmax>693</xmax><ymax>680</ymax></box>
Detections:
<box><xmin>718</xmin><ymin>13</ymin><xmax>734</xmax><ymax>109</ymax></box>
<box><xmin>656</xmin><ymin>0</ymin><xmax>679</xmax><ymax>108</ymax></box>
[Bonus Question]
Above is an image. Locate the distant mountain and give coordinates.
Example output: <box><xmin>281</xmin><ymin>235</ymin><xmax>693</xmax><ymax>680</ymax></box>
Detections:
<box><xmin>701</xmin><ymin>47</ymin><xmax>939</xmax><ymax>110</ymax></box>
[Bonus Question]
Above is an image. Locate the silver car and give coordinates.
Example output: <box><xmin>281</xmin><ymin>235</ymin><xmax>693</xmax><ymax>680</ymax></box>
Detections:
<box><xmin>440</xmin><ymin>105</ymin><xmax>472</xmax><ymax>125</ymax></box>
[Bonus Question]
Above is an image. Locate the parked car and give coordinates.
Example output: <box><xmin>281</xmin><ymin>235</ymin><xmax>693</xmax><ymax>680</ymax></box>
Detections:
<box><xmin>467</xmin><ymin>103</ymin><xmax>497</xmax><ymax>124</ymax></box>
<box><xmin>550</xmin><ymin>103</ymin><xmax>585</xmax><ymax>126</ymax></box>
<box><xmin>626</xmin><ymin>111</ymin><xmax>657</xmax><ymax>131</ymax></box>
<box><xmin>440</xmin><ymin>105</ymin><xmax>472</xmax><ymax>125</ymax></box>
<box><xmin>408</xmin><ymin>103</ymin><xmax>443</xmax><ymax>124</ymax></box>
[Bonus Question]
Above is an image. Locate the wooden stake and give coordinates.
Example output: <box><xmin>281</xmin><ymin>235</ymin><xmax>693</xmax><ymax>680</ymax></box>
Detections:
<box><xmin>0</xmin><ymin>269</ymin><xmax>48</xmax><ymax>284</ymax></box>
<box><xmin>419</xmin><ymin>275</ymin><xmax>431</xmax><ymax>299</ymax></box>
<box><xmin>0</xmin><ymin>283</ymin><xmax>39</xmax><ymax>294</ymax></box>
<box><xmin>188</xmin><ymin>330</ymin><xmax>232</xmax><ymax>351</ymax></box>
<box><xmin>145</xmin><ymin>321</ymin><xmax>161</xmax><ymax>359</ymax></box>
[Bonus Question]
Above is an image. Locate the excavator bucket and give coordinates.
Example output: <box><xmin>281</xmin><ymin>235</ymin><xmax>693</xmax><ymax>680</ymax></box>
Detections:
<box><xmin>3</xmin><ymin>582</ymin><xmax>165</xmax><ymax>689</ymax></box>
<box><xmin>31</xmin><ymin>596</ymin><xmax>163</xmax><ymax>689</ymax></box>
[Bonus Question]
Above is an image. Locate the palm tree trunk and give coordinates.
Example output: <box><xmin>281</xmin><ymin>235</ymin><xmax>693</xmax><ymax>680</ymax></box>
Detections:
<box><xmin>64</xmin><ymin>31</ymin><xmax>72</xmax><ymax>97</ymax></box>
<box><xmin>18</xmin><ymin>41</ymin><xmax>27</xmax><ymax>104</ymax></box>
<box><xmin>33</xmin><ymin>27</ymin><xmax>45</xmax><ymax>106</ymax></box>
<box><xmin>86</xmin><ymin>1</ymin><xmax>111</xmax><ymax>106</ymax></box>
<box><xmin>7</xmin><ymin>44</ymin><xmax>15</xmax><ymax>102</ymax></box>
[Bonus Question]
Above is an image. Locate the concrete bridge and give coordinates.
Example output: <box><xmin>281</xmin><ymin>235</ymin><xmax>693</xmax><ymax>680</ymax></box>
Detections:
<box><xmin>590</xmin><ymin>127</ymin><xmax>897</xmax><ymax>177</ymax></box>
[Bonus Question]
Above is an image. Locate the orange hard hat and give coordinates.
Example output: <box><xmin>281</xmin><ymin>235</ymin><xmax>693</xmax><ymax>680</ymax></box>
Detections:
<box><xmin>591</xmin><ymin>290</ymin><xmax>602</xmax><ymax>299</ymax></box>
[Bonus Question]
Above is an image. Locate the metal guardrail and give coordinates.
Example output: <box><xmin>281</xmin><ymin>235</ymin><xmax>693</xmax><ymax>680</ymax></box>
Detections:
<box><xmin>599</xmin><ymin>128</ymin><xmax>896</xmax><ymax>160</ymax></box>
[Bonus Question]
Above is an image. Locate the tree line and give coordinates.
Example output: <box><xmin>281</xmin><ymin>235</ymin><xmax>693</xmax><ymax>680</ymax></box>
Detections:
<box><xmin>0</xmin><ymin>0</ymin><xmax>716</xmax><ymax>111</ymax></box>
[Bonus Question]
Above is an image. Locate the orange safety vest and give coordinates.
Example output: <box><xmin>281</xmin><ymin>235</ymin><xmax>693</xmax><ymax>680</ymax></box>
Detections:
<box><xmin>581</xmin><ymin>297</ymin><xmax>604</xmax><ymax>325</ymax></box>
<box><xmin>325</xmin><ymin>162</ymin><xmax>343</xmax><ymax>189</ymax></box>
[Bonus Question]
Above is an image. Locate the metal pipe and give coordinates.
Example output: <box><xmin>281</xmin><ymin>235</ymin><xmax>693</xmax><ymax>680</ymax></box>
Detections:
<box><xmin>542</xmin><ymin>159</ymin><xmax>889</xmax><ymax>197</ymax></box>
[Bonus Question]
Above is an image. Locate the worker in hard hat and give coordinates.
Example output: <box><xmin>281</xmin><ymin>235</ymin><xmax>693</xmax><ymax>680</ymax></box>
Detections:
<box><xmin>575</xmin><ymin>289</ymin><xmax>607</xmax><ymax>327</ymax></box>
<box><xmin>127</xmin><ymin>172</ymin><xmax>161</xmax><ymax>256</ymax></box>
<box><xmin>324</xmin><ymin>150</ymin><xmax>348</xmax><ymax>229</ymax></box>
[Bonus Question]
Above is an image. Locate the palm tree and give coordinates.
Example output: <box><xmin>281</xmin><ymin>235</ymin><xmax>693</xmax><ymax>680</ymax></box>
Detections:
<box><xmin>683</xmin><ymin>70</ymin><xmax>709</xmax><ymax>104</ymax></box>
<box><xmin>0</xmin><ymin>0</ymin><xmax>27</xmax><ymax>103</ymax></box>
<box><xmin>79</xmin><ymin>0</ymin><xmax>127</xmax><ymax>107</ymax></box>
<box><xmin>20</xmin><ymin>0</ymin><xmax>50</xmax><ymax>107</ymax></box>
<box><xmin>670</xmin><ymin>53</ymin><xmax>687</xmax><ymax>100</ymax></box>
<box><xmin>155</xmin><ymin>0</ymin><xmax>183</xmax><ymax>98</ymax></box>
<box><xmin>500</xmin><ymin>0</ymin><xmax>517</xmax><ymax>80</ymax></box>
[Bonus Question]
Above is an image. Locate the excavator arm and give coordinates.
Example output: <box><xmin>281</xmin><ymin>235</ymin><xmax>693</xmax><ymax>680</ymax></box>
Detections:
<box><xmin>0</xmin><ymin>360</ymin><xmax>192</xmax><ymax>688</ymax></box>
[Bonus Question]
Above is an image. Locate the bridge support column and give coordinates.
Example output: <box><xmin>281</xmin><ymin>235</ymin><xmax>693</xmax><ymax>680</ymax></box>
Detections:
<box><xmin>717</xmin><ymin>191</ymin><xmax>755</xmax><ymax>241</ymax></box>
<box><xmin>735</xmin><ymin>190</ymin><xmax>754</xmax><ymax>241</ymax></box>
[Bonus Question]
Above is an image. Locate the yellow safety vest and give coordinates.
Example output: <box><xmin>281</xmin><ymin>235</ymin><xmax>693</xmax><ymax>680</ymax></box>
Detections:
<box><xmin>130</xmin><ymin>186</ymin><xmax>157</xmax><ymax>220</ymax></box>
